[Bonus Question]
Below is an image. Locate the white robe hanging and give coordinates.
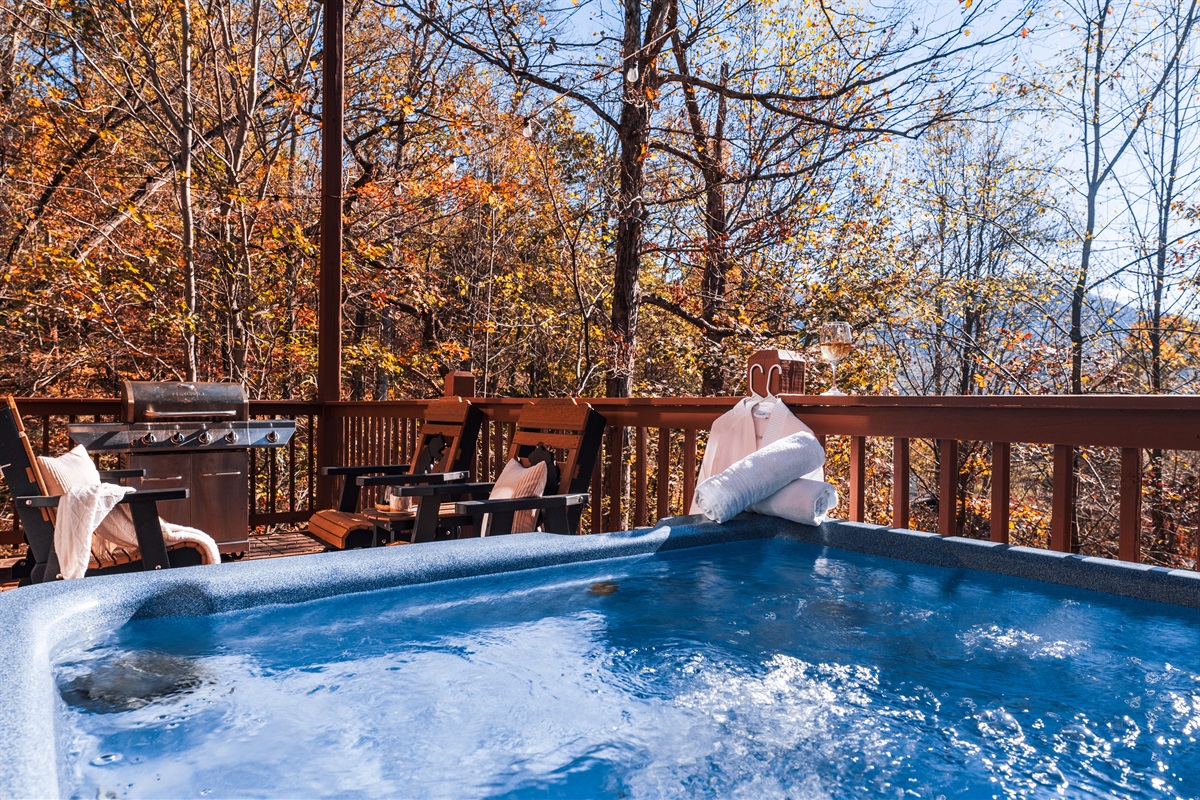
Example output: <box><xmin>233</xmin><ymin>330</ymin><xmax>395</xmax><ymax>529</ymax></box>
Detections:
<box><xmin>689</xmin><ymin>397</ymin><xmax>824</xmax><ymax>515</ymax></box>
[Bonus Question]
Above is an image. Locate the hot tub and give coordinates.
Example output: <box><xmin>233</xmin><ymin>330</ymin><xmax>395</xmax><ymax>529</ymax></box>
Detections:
<box><xmin>2</xmin><ymin>517</ymin><xmax>1200</xmax><ymax>798</ymax></box>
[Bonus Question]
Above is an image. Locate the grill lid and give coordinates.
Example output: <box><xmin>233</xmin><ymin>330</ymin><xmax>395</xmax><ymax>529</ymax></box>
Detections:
<box><xmin>122</xmin><ymin>381</ymin><xmax>249</xmax><ymax>423</ymax></box>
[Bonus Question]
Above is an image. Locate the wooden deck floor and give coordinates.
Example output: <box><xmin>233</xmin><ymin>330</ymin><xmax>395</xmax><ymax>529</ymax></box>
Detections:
<box><xmin>1</xmin><ymin>526</ymin><xmax>325</xmax><ymax>591</ymax></box>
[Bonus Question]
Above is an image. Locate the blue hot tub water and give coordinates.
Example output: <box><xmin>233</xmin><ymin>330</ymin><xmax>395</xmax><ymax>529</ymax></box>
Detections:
<box><xmin>52</xmin><ymin>538</ymin><xmax>1200</xmax><ymax>799</ymax></box>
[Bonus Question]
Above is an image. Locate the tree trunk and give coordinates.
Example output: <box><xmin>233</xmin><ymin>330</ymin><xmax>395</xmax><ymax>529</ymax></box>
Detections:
<box><xmin>179</xmin><ymin>0</ymin><xmax>198</xmax><ymax>382</ymax></box>
<box><xmin>608</xmin><ymin>38</ymin><xmax>649</xmax><ymax>399</ymax></box>
<box><xmin>607</xmin><ymin>0</ymin><xmax>669</xmax><ymax>397</ymax></box>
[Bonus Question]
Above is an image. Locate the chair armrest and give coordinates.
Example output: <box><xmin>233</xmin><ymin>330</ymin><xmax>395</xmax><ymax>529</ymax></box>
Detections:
<box><xmin>454</xmin><ymin>493</ymin><xmax>589</xmax><ymax>515</ymax></box>
<box><xmin>120</xmin><ymin>489</ymin><xmax>189</xmax><ymax>504</ymax></box>
<box><xmin>15</xmin><ymin>488</ymin><xmax>189</xmax><ymax>508</ymax></box>
<box><xmin>398</xmin><ymin>482</ymin><xmax>494</xmax><ymax>498</ymax></box>
<box><xmin>456</xmin><ymin>493</ymin><xmax>590</xmax><ymax>536</ymax></box>
<box><xmin>322</xmin><ymin>464</ymin><xmax>411</xmax><ymax>478</ymax></box>
<box><xmin>357</xmin><ymin>471</ymin><xmax>469</xmax><ymax>488</ymax></box>
<box><xmin>99</xmin><ymin>469</ymin><xmax>145</xmax><ymax>482</ymax></box>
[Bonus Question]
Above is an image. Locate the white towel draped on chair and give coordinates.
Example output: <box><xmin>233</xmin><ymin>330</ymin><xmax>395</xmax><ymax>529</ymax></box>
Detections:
<box><xmin>55</xmin><ymin>483</ymin><xmax>134</xmax><ymax>580</ymax></box>
<box><xmin>53</xmin><ymin>484</ymin><xmax>220</xmax><ymax>580</ymax></box>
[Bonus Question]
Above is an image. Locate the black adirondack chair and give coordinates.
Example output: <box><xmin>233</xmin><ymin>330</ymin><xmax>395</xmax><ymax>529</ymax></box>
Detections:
<box><xmin>305</xmin><ymin>397</ymin><xmax>484</xmax><ymax>549</ymax></box>
<box><xmin>1</xmin><ymin>397</ymin><xmax>204</xmax><ymax>585</ymax></box>
<box><xmin>369</xmin><ymin>398</ymin><xmax>606</xmax><ymax>542</ymax></box>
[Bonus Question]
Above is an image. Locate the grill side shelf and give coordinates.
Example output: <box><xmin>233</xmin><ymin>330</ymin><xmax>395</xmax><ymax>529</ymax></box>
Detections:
<box><xmin>66</xmin><ymin>422</ymin><xmax>295</xmax><ymax>453</ymax></box>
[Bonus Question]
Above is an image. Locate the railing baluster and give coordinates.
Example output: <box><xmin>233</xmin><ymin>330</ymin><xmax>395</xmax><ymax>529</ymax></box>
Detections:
<box><xmin>656</xmin><ymin>428</ymin><xmax>670</xmax><ymax>521</ymax></box>
<box><xmin>250</xmin><ymin>440</ymin><xmax>259</xmax><ymax>522</ymax></box>
<box><xmin>991</xmin><ymin>442</ymin><xmax>1010</xmax><ymax>543</ymax></box>
<box><xmin>938</xmin><ymin>439</ymin><xmax>958</xmax><ymax>536</ymax></box>
<box><xmin>288</xmin><ymin>417</ymin><xmax>297</xmax><ymax>513</ymax></box>
<box><xmin>1051</xmin><ymin>444</ymin><xmax>1075</xmax><ymax>552</ymax></box>
<box><xmin>606</xmin><ymin>426</ymin><xmax>625</xmax><ymax>532</ymax></box>
<box><xmin>480</xmin><ymin>418</ymin><xmax>491</xmax><ymax>482</ymax></box>
<box><xmin>892</xmin><ymin>437</ymin><xmax>910</xmax><ymax>529</ymax></box>
<box><xmin>683</xmin><ymin>429</ymin><xmax>697</xmax><ymax>516</ymax></box>
<box><xmin>493</xmin><ymin>420</ymin><xmax>505</xmax><ymax>478</ymax></box>
<box><xmin>308</xmin><ymin>413</ymin><xmax>316</xmax><ymax>510</ymax></box>
<box><xmin>591</xmin><ymin>446</ymin><xmax>603</xmax><ymax>534</ymax></box>
<box><xmin>1119</xmin><ymin>447</ymin><xmax>1142</xmax><ymax>562</ymax></box>
<box><xmin>268</xmin><ymin>427</ymin><xmax>278</xmax><ymax>517</ymax></box>
<box><xmin>634</xmin><ymin>426</ymin><xmax>648</xmax><ymax>527</ymax></box>
<box><xmin>849</xmin><ymin>436</ymin><xmax>866</xmax><ymax>522</ymax></box>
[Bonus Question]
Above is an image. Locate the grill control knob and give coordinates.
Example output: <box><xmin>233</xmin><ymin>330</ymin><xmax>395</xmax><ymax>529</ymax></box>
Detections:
<box><xmin>225</xmin><ymin>431</ymin><xmax>239</xmax><ymax>445</ymax></box>
<box><xmin>141</xmin><ymin>432</ymin><xmax>158</xmax><ymax>446</ymax></box>
<box><xmin>170</xmin><ymin>432</ymin><xmax>185</xmax><ymax>445</ymax></box>
<box><xmin>197</xmin><ymin>431</ymin><xmax>213</xmax><ymax>445</ymax></box>
<box><xmin>265</xmin><ymin>430</ymin><xmax>280</xmax><ymax>444</ymax></box>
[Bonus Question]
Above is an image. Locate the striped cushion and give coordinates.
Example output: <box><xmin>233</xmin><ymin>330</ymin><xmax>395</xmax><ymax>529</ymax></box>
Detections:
<box><xmin>484</xmin><ymin>458</ymin><xmax>547</xmax><ymax>535</ymax></box>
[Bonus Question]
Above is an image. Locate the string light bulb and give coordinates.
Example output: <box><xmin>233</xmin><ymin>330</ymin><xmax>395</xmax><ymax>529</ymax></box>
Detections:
<box><xmin>521</xmin><ymin>118</ymin><xmax>534</xmax><ymax>138</ymax></box>
<box><xmin>625</xmin><ymin>63</ymin><xmax>639</xmax><ymax>83</ymax></box>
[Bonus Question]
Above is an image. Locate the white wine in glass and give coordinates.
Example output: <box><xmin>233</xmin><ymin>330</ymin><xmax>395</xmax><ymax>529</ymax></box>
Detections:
<box><xmin>820</xmin><ymin>321</ymin><xmax>853</xmax><ymax>395</ymax></box>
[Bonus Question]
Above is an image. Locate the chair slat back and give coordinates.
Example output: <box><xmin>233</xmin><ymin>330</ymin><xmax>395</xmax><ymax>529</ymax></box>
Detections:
<box><xmin>415</xmin><ymin>397</ymin><xmax>484</xmax><ymax>477</ymax></box>
<box><xmin>0</xmin><ymin>397</ymin><xmax>55</xmax><ymax>563</ymax></box>
<box><xmin>505</xmin><ymin>399</ymin><xmax>607</xmax><ymax>495</ymax></box>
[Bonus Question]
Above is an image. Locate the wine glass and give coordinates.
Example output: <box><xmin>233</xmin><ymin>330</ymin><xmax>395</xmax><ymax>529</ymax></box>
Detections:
<box><xmin>820</xmin><ymin>321</ymin><xmax>853</xmax><ymax>396</ymax></box>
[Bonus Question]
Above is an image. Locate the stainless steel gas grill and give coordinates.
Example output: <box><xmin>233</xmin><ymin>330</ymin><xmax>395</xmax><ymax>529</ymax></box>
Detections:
<box><xmin>67</xmin><ymin>381</ymin><xmax>295</xmax><ymax>556</ymax></box>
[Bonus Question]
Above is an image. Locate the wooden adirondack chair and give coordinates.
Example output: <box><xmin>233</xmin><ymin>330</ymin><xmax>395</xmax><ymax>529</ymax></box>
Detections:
<box><xmin>0</xmin><ymin>397</ymin><xmax>203</xmax><ymax>585</ymax></box>
<box><xmin>376</xmin><ymin>398</ymin><xmax>606</xmax><ymax>542</ymax></box>
<box><xmin>305</xmin><ymin>397</ymin><xmax>484</xmax><ymax>550</ymax></box>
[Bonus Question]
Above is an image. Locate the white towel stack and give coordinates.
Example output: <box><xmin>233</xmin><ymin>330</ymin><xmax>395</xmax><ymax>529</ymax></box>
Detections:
<box><xmin>693</xmin><ymin>431</ymin><xmax>826</xmax><ymax>522</ymax></box>
<box><xmin>750</xmin><ymin>478</ymin><xmax>839</xmax><ymax>526</ymax></box>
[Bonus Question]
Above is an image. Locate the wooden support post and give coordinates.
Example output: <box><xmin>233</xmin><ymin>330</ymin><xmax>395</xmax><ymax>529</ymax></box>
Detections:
<box><xmin>938</xmin><ymin>439</ymin><xmax>958</xmax><ymax>536</ymax></box>
<box><xmin>1119</xmin><ymin>447</ymin><xmax>1142</xmax><ymax>562</ymax></box>
<box><xmin>892</xmin><ymin>437</ymin><xmax>909</xmax><ymax>529</ymax></box>
<box><xmin>443</xmin><ymin>371</ymin><xmax>475</xmax><ymax>398</ymax></box>
<box><xmin>746</xmin><ymin>350</ymin><xmax>807</xmax><ymax>395</ymax></box>
<box><xmin>315</xmin><ymin>0</ymin><xmax>345</xmax><ymax>509</ymax></box>
<box><xmin>990</xmin><ymin>442</ymin><xmax>1010</xmax><ymax>543</ymax></box>
<box><xmin>1050</xmin><ymin>444</ymin><xmax>1075</xmax><ymax>552</ymax></box>
<box><xmin>849</xmin><ymin>436</ymin><xmax>866</xmax><ymax>522</ymax></box>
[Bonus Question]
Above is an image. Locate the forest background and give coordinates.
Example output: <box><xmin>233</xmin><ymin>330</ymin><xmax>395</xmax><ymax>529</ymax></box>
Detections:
<box><xmin>4</xmin><ymin>0</ymin><xmax>1200</xmax><ymax>564</ymax></box>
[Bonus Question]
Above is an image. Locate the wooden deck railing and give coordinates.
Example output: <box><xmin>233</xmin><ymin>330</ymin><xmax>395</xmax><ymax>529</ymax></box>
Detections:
<box><xmin>6</xmin><ymin>393</ymin><xmax>1200</xmax><ymax>569</ymax></box>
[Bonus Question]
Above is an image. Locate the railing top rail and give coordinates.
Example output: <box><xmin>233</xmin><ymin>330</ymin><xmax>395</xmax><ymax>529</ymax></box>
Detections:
<box><xmin>777</xmin><ymin>394</ymin><xmax>1200</xmax><ymax>411</ymax></box>
<box><xmin>249</xmin><ymin>399</ymin><xmax>323</xmax><ymax>412</ymax></box>
<box><xmin>16</xmin><ymin>393</ymin><xmax>1200</xmax><ymax>450</ymax></box>
<box><xmin>11</xmin><ymin>398</ymin><xmax>122</xmax><ymax>415</ymax></box>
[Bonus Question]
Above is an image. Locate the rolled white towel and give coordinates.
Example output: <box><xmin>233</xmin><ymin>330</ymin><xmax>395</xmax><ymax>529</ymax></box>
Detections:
<box><xmin>750</xmin><ymin>478</ymin><xmax>838</xmax><ymax>526</ymax></box>
<box><xmin>693</xmin><ymin>431</ymin><xmax>825</xmax><ymax>522</ymax></box>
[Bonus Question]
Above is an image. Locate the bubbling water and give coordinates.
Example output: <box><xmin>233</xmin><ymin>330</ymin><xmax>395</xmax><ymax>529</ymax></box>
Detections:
<box><xmin>55</xmin><ymin>539</ymin><xmax>1200</xmax><ymax>799</ymax></box>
